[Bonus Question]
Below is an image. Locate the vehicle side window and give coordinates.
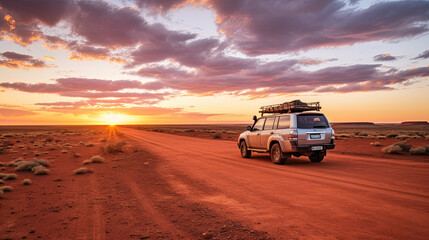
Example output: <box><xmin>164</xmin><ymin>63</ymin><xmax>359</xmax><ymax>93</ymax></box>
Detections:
<box><xmin>252</xmin><ymin>118</ymin><xmax>265</xmax><ymax>131</ymax></box>
<box><xmin>264</xmin><ymin>117</ymin><xmax>275</xmax><ymax>130</ymax></box>
<box><xmin>273</xmin><ymin>117</ymin><xmax>279</xmax><ymax>130</ymax></box>
<box><xmin>277</xmin><ymin>116</ymin><xmax>290</xmax><ymax>129</ymax></box>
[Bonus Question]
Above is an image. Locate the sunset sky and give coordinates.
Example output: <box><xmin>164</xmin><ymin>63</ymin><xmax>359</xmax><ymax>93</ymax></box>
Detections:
<box><xmin>0</xmin><ymin>0</ymin><xmax>428</xmax><ymax>125</ymax></box>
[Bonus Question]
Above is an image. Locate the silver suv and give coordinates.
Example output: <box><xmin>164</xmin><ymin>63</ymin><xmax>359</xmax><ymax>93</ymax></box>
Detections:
<box><xmin>237</xmin><ymin>112</ymin><xmax>335</xmax><ymax>164</ymax></box>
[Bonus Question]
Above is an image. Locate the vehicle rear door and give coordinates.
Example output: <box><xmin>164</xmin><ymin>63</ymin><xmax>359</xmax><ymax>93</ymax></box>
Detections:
<box><xmin>296</xmin><ymin>114</ymin><xmax>332</xmax><ymax>146</ymax></box>
<box><xmin>248</xmin><ymin>118</ymin><xmax>265</xmax><ymax>148</ymax></box>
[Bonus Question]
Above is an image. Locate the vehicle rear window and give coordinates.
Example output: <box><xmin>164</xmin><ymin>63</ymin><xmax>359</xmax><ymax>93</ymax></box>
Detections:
<box><xmin>264</xmin><ymin>117</ymin><xmax>275</xmax><ymax>130</ymax></box>
<box><xmin>297</xmin><ymin>114</ymin><xmax>329</xmax><ymax>129</ymax></box>
<box><xmin>277</xmin><ymin>116</ymin><xmax>290</xmax><ymax>129</ymax></box>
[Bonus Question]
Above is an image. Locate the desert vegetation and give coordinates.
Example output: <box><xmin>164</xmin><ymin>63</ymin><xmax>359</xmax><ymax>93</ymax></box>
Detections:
<box><xmin>100</xmin><ymin>141</ymin><xmax>127</xmax><ymax>154</ymax></box>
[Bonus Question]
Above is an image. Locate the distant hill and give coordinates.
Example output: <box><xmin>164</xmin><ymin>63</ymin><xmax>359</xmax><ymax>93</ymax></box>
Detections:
<box><xmin>331</xmin><ymin>122</ymin><xmax>375</xmax><ymax>126</ymax></box>
<box><xmin>400</xmin><ymin>121</ymin><xmax>429</xmax><ymax>125</ymax></box>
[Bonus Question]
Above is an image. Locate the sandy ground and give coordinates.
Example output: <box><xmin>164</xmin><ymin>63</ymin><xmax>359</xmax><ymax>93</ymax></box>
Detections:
<box><xmin>1</xmin><ymin>126</ymin><xmax>429</xmax><ymax>239</ymax></box>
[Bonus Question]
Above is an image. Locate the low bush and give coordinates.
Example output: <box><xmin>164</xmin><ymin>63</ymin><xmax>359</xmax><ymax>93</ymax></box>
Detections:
<box><xmin>32</xmin><ymin>166</ymin><xmax>50</xmax><ymax>175</ymax></box>
<box><xmin>100</xmin><ymin>141</ymin><xmax>126</xmax><ymax>154</ymax></box>
<box><xmin>61</xmin><ymin>150</ymin><xmax>68</xmax><ymax>154</ymax></box>
<box><xmin>393</xmin><ymin>141</ymin><xmax>412</xmax><ymax>152</ymax></box>
<box><xmin>2</xmin><ymin>173</ymin><xmax>17</xmax><ymax>180</ymax></box>
<box><xmin>382</xmin><ymin>145</ymin><xmax>402</xmax><ymax>154</ymax></box>
<box><xmin>410</xmin><ymin>147</ymin><xmax>427</xmax><ymax>155</ymax></box>
<box><xmin>0</xmin><ymin>162</ymin><xmax>5</xmax><ymax>166</ymax></box>
<box><xmin>90</xmin><ymin>155</ymin><xmax>104</xmax><ymax>163</ymax></box>
<box><xmin>0</xmin><ymin>179</ymin><xmax>4</xmax><ymax>185</ymax></box>
<box><xmin>7</xmin><ymin>158</ymin><xmax>24</xmax><ymax>167</ymax></box>
<box><xmin>85</xmin><ymin>142</ymin><xmax>94</xmax><ymax>147</ymax></box>
<box><xmin>213</xmin><ymin>133</ymin><xmax>222</xmax><ymax>139</ymax></box>
<box><xmin>396</xmin><ymin>135</ymin><xmax>410</xmax><ymax>140</ymax></box>
<box><xmin>371</xmin><ymin>142</ymin><xmax>381</xmax><ymax>146</ymax></box>
<box><xmin>0</xmin><ymin>185</ymin><xmax>13</xmax><ymax>192</ymax></box>
<box><xmin>73</xmin><ymin>167</ymin><xmax>92</xmax><ymax>175</ymax></box>
<box><xmin>22</xmin><ymin>178</ymin><xmax>32</xmax><ymax>185</ymax></box>
<box><xmin>15</xmin><ymin>161</ymin><xmax>38</xmax><ymax>171</ymax></box>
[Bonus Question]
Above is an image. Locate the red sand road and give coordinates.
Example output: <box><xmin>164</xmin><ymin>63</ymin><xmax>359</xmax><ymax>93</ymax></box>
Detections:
<box><xmin>121</xmin><ymin>127</ymin><xmax>429</xmax><ymax>239</ymax></box>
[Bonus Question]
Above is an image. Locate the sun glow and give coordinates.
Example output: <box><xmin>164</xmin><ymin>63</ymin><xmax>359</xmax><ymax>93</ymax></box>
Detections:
<box><xmin>102</xmin><ymin>113</ymin><xmax>126</xmax><ymax>125</ymax></box>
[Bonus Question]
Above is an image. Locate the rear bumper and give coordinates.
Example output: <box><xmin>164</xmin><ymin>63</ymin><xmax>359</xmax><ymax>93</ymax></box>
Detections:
<box><xmin>290</xmin><ymin>140</ymin><xmax>335</xmax><ymax>153</ymax></box>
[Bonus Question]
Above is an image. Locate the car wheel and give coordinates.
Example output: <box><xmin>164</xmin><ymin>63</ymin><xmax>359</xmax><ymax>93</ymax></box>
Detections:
<box><xmin>270</xmin><ymin>143</ymin><xmax>286</xmax><ymax>165</ymax></box>
<box><xmin>309</xmin><ymin>152</ymin><xmax>324</xmax><ymax>162</ymax></box>
<box><xmin>240</xmin><ymin>141</ymin><xmax>251</xmax><ymax>158</ymax></box>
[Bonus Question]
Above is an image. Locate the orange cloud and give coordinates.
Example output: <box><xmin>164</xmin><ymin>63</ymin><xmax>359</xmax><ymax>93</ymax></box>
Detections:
<box><xmin>42</xmin><ymin>56</ymin><xmax>56</xmax><ymax>61</ymax></box>
<box><xmin>4</xmin><ymin>14</ymin><xmax>15</xmax><ymax>30</ymax></box>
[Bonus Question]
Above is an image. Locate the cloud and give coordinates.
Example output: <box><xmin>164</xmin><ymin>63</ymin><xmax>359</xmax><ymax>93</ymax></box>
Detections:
<box><xmin>0</xmin><ymin>107</ymin><xmax>37</xmax><ymax>117</ymax></box>
<box><xmin>210</xmin><ymin>0</ymin><xmax>429</xmax><ymax>55</ymax></box>
<box><xmin>0</xmin><ymin>51</ymin><xmax>49</xmax><ymax>68</ymax></box>
<box><xmin>134</xmin><ymin>0</ymin><xmax>190</xmax><ymax>13</ymax></box>
<box><xmin>373</xmin><ymin>53</ymin><xmax>397</xmax><ymax>62</ymax></box>
<box><xmin>413</xmin><ymin>50</ymin><xmax>429</xmax><ymax>60</ymax></box>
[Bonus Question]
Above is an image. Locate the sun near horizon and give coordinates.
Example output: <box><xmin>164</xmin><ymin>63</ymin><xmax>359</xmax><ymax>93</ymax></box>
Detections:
<box><xmin>0</xmin><ymin>0</ymin><xmax>429</xmax><ymax>125</ymax></box>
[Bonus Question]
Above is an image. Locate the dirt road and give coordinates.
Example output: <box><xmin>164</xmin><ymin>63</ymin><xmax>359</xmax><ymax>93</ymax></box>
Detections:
<box><xmin>121</xmin><ymin>127</ymin><xmax>429</xmax><ymax>240</ymax></box>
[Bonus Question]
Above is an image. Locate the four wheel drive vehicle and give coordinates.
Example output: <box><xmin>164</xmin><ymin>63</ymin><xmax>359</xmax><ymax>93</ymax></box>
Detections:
<box><xmin>237</xmin><ymin>100</ymin><xmax>335</xmax><ymax>164</ymax></box>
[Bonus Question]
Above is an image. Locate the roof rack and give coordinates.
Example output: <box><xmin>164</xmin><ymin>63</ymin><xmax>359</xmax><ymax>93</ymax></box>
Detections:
<box><xmin>259</xmin><ymin>100</ymin><xmax>321</xmax><ymax>116</ymax></box>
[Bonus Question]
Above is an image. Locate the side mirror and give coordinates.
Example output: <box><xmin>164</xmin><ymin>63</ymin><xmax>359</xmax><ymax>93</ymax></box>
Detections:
<box><xmin>247</xmin><ymin>126</ymin><xmax>252</xmax><ymax>131</ymax></box>
<box><xmin>252</xmin><ymin>115</ymin><xmax>257</xmax><ymax>122</ymax></box>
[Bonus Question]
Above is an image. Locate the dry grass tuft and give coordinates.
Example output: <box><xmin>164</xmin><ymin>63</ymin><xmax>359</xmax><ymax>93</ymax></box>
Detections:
<box><xmin>61</xmin><ymin>150</ymin><xmax>68</xmax><ymax>154</ymax></box>
<box><xmin>82</xmin><ymin>159</ymin><xmax>91</xmax><ymax>165</ymax></box>
<box><xmin>376</xmin><ymin>136</ymin><xmax>387</xmax><ymax>139</ymax></box>
<box><xmin>0</xmin><ymin>162</ymin><xmax>5</xmax><ymax>166</ymax></box>
<box><xmin>73</xmin><ymin>167</ymin><xmax>92</xmax><ymax>175</ymax></box>
<box><xmin>100</xmin><ymin>141</ymin><xmax>126</xmax><ymax>154</ymax></box>
<box><xmin>85</xmin><ymin>142</ymin><xmax>95</xmax><ymax>147</ymax></box>
<box><xmin>382</xmin><ymin>145</ymin><xmax>402</xmax><ymax>154</ymax></box>
<box><xmin>0</xmin><ymin>179</ymin><xmax>4</xmax><ymax>185</ymax></box>
<box><xmin>7</xmin><ymin>158</ymin><xmax>24</xmax><ymax>167</ymax></box>
<box><xmin>22</xmin><ymin>178</ymin><xmax>32</xmax><ymax>185</ymax></box>
<box><xmin>410</xmin><ymin>147</ymin><xmax>427</xmax><ymax>155</ymax></box>
<box><xmin>32</xmin><ymin>166</ymin><xmax>50</xmax><ymax>175</ymax></box>
<box><xmin>370</xmin><ymin>142</ymin><xmax>381</xmax><ymax>146</ymax></box>
<box><xmin>395</xmin><ymin>135</ymin><xmax>410</xmax><ymax>140</ymax></box>
<box><xmin>100</xmin><ymin>138</ymin><xmax>107</xmax><ymax>142</ymax></box>
<box><xmin>0</xmin><ymin>185</ymin><xmax>13</xmax><ymax>192</ymax></box>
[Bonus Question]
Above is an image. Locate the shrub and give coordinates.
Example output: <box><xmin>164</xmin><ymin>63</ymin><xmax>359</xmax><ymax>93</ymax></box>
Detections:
<box><xmin>393</xmin><ymin>141</ymin><xmax>412</xmax><ymax>152</ymax></box>
<box><xmin>61</xmin><ymin>150</ymin><xmax>68</xmax><ymax>154</ymax></box>
<box><xmin>90</xmin><ymin>155</ymin><xmax>104</xmax><ymax>163</ymax></box>
<box><xmin>85</xmin><ymin>142</ymin><xmax>94</xmax><ymax>147</ymax></box>
<box><xmin>73</xmin><ymin>152</ymin><xmax>81</xmax><ymax>158</ymax></box>
<box><xmin>32</xmin><ymin>166</ymin><xmax>50</xmax><ymax>175</ymax></box>
<box><xmin>371</xmin><ymin>142</ymin><xmax>381</xmax><ymax>146</ymax></box>
<box><xmin>22</xmin><ymin>178</ymin><xmax>32</xmax><ymax>185</ymax></box>
<box><xmin>7</xmin><ymin>158</ymin><xmax>24</xmax><ymax>167</ymax></box>
<box><xmin>386</xmin><ymin>133</ymin><xmax>398</xmax><ymax>138</ymax></box>
<box><xmin>101</xmin><ymin>141</ymin><xmax>126</xmax><ymax>154</ymax></box>
<box><xmin>32</xmin><ymin>158</ymin><xmax>49</xmax><ymax>167</ymax></box>
<box><xmin>0</xmin><ymin>162</ymin><xmax>5</xmax><ymax>166</ymax></box>
<box><xmin>2</xmin><ymin>173</ymin><xmax>17</xmax><ymax>180</ymax></box>
<box><xmin>100</xmin><ymin>138</ymin><xmax>107</xmax><ymax>142</ymax></box>
<box><xmin>376</xmin><ymin>136</ymin><xmax>387</xmax><ymax>139</ymax></box>
<box><xmin>382</xmin><ymin>145</ymin><xmax>402</xmax><ymax>154</ymax></box>
<box><xmin>82</xmin><ymin>159</ymin><xmax>92</xmax><ymax>165</ymax></box>
<box><xmin>0</xmin><ymin>186</ymin><xmax>13</xmax><ymax>192</ymax></box>
<box><xmin>396</xmin><ymin>135</ymin><xmax>410</xmax><ymax>140</ymax></box>
<box><xmin>15</xmin><ymin>161</ymin><xmax>38</xmax><ymax>171</ymax></box>
<box><xmin>0</xmin><ymin>179</ymin><xmax>4</xmax><ymax>185</ymax></box>
<box><xmin>410</xmin><ymin>147</ymin><xmax>427</xmax><ymax>155</ymax></box>
<box><xmin>73</xmin><ymin>167</ymin><xmax>92</xmax><ymax>175</ymax></box>
<box><xmin>213</xmin><ymin>133</ymin><xmax>222</xmax><ymax>139</ymax></box>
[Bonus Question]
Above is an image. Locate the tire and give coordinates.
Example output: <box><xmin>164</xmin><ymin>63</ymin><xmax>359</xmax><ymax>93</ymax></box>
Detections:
<box><xmin>309</xmin><ymin>152</ymin><xmax>324</xmax><ymax>162</ymax></box>
<box><xmin>240</xmin><ymin>141</ymin><xmax>251</xmax><ymax>158</ymax></box>
<box><xmin>270</xmin><ymin>143</ymin><xmax>286</xmax><ymax>165</ymax></box>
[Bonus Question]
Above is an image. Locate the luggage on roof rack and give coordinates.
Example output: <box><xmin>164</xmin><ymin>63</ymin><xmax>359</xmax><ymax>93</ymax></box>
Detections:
<box><xmin>259</xmin><ymin>100</ymin><xmax>321</xmax><ymax>116</ymax></box>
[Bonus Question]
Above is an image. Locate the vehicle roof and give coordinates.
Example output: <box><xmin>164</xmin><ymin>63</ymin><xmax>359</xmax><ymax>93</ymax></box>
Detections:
<box><xmin>260</xmin><ymin>111</ymin><xmax>325</xmax><ymax>118</ymax></box>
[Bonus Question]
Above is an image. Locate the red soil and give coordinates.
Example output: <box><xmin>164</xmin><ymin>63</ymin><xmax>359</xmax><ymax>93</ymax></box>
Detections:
<box><xmin>0</xmin><ymin>126</ymin><xmax>428</xmax><ymax>239</ymax></box>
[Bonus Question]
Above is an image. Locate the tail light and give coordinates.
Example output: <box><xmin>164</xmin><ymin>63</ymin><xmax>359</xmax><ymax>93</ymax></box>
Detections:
<box><xmin>288</xmin><ymin>130</ymin><xmax>298</xmax><ymax>140</ymax></box>
<box><xmin>331</xmin><ymin>129</ymin><xmax>335</xmax><ymax>139</ymax></box>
